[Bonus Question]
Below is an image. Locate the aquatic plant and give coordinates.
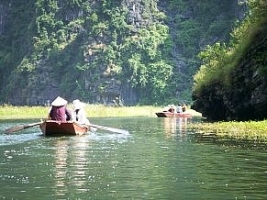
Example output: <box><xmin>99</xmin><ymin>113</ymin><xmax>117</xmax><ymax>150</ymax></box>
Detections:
<box><xmin>189</xmin><ymin>120</ymin><xmax>267</xmax><ymax>142</ymax></box>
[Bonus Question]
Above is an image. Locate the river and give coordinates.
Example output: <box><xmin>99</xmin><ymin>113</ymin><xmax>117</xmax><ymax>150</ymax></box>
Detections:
<box><xmin>0</xmin><ymin>117</ymin><xmax>266</xmax><ymax>199</ymax></box>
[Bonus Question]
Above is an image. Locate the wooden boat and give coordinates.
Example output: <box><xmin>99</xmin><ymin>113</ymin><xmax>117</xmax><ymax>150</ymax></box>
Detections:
<box><xmin>155</xmin><ymin>111</ymin><xmax>192</xmax><ymax>118</ymax></box>
<box><xmin>40</xmin><ymin>120</ymin><xmax>89</xmax><ymax>136</ymax></box>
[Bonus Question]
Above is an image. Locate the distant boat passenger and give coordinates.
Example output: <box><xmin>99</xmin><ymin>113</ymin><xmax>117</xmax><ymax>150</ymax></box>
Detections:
<box><xmin>177</xmin><ymin>105</ymin><xmax>183</xmax><ymax>113</ymax></box>
<box><xmin>168</xmin><ymin>105</ymin><xmax>176</xmax><ymax>113</ymax></box>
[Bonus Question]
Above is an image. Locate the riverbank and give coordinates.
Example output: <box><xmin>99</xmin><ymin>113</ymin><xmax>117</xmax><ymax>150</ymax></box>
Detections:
<box><xmin>189</xmin><ymin>120</ymin><xmax>267</xmax><ymax>143</ymax></box>
<box><xmin>3</xmin><ymin>105</ymin><xmax>266</xmax><ymax>143</ymax></box>
<box><xmin>0</xmin><ymin>104</ymin><xmax>202</xmax><ymax>119</ymax></box>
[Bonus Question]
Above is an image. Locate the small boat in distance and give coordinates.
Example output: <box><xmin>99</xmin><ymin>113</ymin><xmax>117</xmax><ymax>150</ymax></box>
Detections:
<box><xmin>156</xmin><ymin>104</ymin><xmax>192</xmax><ymax>118</ymax></box>
<box><xmin>155</xmin><ymin>111</ymin><xmax>192</xmax><ymax>118</ymax></box>
<box><xmin>40</xmin><ymin>120</ymin><xmax>88</xmax><ymax>136</ymax></box>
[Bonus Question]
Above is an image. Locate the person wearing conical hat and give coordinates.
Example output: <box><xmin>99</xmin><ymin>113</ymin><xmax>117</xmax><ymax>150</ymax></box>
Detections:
<box><xmin>48</xmin><ymin>96</ymin><xmax>72</xmax><ymax>121</ymax></box>
<box><xmin>72</xmin><ymin>99</ymin><xmax>90</xmax><ymax>125</ymax></box>
<box><xmin>72</xmin><ymin>99</ymin><xmax>97</xmax><ymax>132</ymax></box>
<box><xmin>168</xmin><ymin>104</ymin><xmax>176</xmax><ymax>113</ymax></box>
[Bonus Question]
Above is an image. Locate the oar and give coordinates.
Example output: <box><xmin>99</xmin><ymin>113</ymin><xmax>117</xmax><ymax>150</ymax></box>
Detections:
<box><xmin>4</xmin><ymin>121</ymin><xmax>43</xmax><ymax>134</ymax></box>
<box><xmin>89</xmin><ymin>124</ymin><xmax>129</xmax><ymax>134</ymax></box>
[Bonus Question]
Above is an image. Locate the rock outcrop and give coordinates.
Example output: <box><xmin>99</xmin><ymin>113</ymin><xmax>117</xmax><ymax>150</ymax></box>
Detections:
<box><xmin>192</xmin><ymin>23</ymin><xmax>267</xmax><ymax>121</ymax></box>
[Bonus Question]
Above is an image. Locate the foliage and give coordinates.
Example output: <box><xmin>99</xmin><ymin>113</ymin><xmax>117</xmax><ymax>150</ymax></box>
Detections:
<box><xmin>0</xmin><ymin>0</ymin><xmax>241</xmax><ymax>105</ymax></box>
<box><xmin>192</xmin><ymin>0</ymin><xmax>267</xmax><ymax>97</ymax></box>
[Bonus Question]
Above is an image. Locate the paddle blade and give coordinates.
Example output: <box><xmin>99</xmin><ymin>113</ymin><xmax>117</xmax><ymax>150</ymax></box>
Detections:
<box><xmin>4</xmin><ymin>122</ymin><xmax>43</xmax><ymax>134</ymax></box>
<box><xmin>90</xmin><ymin>124</ymin><xmax>129</xmax><ymax>134</ymax></box>
<box><xmin>4</xmin><ymin>125</ymin><xmax>25</xmax><ymax>134</ymax></box>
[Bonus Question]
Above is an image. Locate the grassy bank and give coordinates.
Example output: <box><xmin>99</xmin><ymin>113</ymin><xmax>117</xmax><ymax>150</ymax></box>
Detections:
<box><xmin>189</xmin><ymin>120</ymin><xmax>267</xmax><ymax>142</ymax></box>
<box><xmin>0</xmin><ymin>104</ymin><xmax>201</xmax><ymax>119</ymax></box>
<box><xmin>1</xmin><ymin>104</ymin><xmax>267</xmax><ymax>142</ymax></box>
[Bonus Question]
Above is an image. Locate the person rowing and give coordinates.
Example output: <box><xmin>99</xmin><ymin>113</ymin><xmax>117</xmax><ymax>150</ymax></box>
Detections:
<box><xmin>48</xmin><ymin>96</ymin><xmax>72</xmax><ymax>121</ymax></box>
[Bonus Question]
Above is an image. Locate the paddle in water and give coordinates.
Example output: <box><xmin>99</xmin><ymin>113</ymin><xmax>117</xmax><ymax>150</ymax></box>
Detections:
<box><xmin>4</xmin><ymin>121</ymin><xmax>43</xmax><ymax>134</ymax></box>
<box><xmin>89</xmin><ymin>124</ymin><xmax>129</xmax><ymax>134</ymax></box>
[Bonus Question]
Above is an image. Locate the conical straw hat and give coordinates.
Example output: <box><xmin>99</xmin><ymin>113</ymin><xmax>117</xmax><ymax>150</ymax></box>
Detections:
<box><xmin>51</xmin><ymin>96</ymin><xmax>68</xmax><ymax>106</ymax></box>
<box><xmin>73</xmin><ymin>99</ymin><xmax>84</xmax><ymax>110</ymax></box>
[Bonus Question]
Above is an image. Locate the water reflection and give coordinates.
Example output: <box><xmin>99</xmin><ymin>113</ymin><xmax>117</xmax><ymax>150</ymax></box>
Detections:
<box><xmin>1</xmin><ymin>118</ymin><xmax>267</xmax><ymax>199</ymax></box>
<box><xmin>69</xmin><ymin>136</ymin><xmax>89</xmax><ymax>190</ymax></box>
<box><xmin>163</xmin><ymin>117</ymin><xmax>190</xmax><ymax>136</ymax></box>
<box><xmin>52</xmin><ymin>133</ymin><xmax>130</xmax><ymax>198</ymax></box>
<box><xmin>54</xmin><ymin>137</ymin><xmax>90</xmax><ymax>198</ymax></box>
<box><xmin>54</xmin><ymin>139</ymin><xmax>68</xmax><ymax>197</ymax></box>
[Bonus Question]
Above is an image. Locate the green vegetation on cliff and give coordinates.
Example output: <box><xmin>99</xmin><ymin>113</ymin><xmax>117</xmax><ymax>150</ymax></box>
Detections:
<box><xmin>0</xmin><ymin>0</ymin><xmax>241</xmax><ymax>105</ymax></box>
<box><xmin>192</xmin><ymin>1</ymin><xmax>267</xmax><ymax>121</ymax></box>
<box><xmin>193</xmin><ymin>1</ymin><xmax>267</xmax><ymax>95</ymax></box>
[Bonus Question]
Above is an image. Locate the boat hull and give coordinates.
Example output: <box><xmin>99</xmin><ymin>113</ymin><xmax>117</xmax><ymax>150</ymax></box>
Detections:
<box><xmin>156</xmin><ymin>112</ymin><xmax>192</xmax><ymax>118</ymax></box>
<box><xmin>40</xmin><ymin>120</ymin><xmax>88</xmax><ymax>136</ymax></box>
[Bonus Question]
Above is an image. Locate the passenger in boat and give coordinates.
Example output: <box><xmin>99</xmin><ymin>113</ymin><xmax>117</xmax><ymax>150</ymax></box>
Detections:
<box><xmin>48</xmin><ymin>96</ymin><xmax>72</xmax><ymax>121</ymax></box>
<box><xmin>168</xmin><ymin>105</ymin><xmax>176</xmax><ymax>113</ymax></box>
<box><xmin>177</xmin><ymin>105</ymin><xmax>183</xmax><ymax>113</ymax></box>
<box><xmin>72</xmin><ymin>99</ymin><xmax>90</xmax><ymax>126</ymax></box>
<box><xmin>182</xmin><ymin>104</ymin><xmax>187</xmax><ymax>112</ymax></box>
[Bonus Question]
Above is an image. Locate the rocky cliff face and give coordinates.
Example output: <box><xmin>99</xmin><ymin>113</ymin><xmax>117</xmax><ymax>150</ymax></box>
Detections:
<box><xmin>0</xmin><ymin>1</ymin><xmax>242</xmax><ymax>106</ymax></box>
<box><xmin>192</xmin><ymin>22</ymin><xmax>267</xmax><ymax>121</ymax></box>
<box><xmin>0</xmin><ymin>0</ymin><xmax>159</xmax><ymax>105</ymax></box>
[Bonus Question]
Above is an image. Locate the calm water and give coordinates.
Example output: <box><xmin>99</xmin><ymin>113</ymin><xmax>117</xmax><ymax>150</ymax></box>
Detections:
<box><xmin>0</xmin><ymin>117</ymin><xmax>267</xmax><ymax>199</ymax></box>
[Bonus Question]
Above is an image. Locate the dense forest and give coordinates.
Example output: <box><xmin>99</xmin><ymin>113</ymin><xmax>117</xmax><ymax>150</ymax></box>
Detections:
<box><xmin>0</xmin><ymin>0</ymin><xmax>243</xmax><ymax>106</ymax></box>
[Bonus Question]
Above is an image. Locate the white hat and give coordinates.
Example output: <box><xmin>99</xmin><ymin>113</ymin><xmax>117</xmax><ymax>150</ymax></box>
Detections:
<box><xmin>51</xmin><ymin>96</ymin><xmax>68</xmax><ymax>106</ymax></box>
<box><xmin>73</xmin><ymin>99</ymin><xmax>84</xmax><ymax>110</ymax></box>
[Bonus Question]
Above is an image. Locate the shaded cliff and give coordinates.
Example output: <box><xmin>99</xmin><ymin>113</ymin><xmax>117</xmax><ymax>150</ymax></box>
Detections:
<box><xmin>192</xmin><ymin>10</ymin><xmax>267</xmax><ymax>121</ymax></box>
